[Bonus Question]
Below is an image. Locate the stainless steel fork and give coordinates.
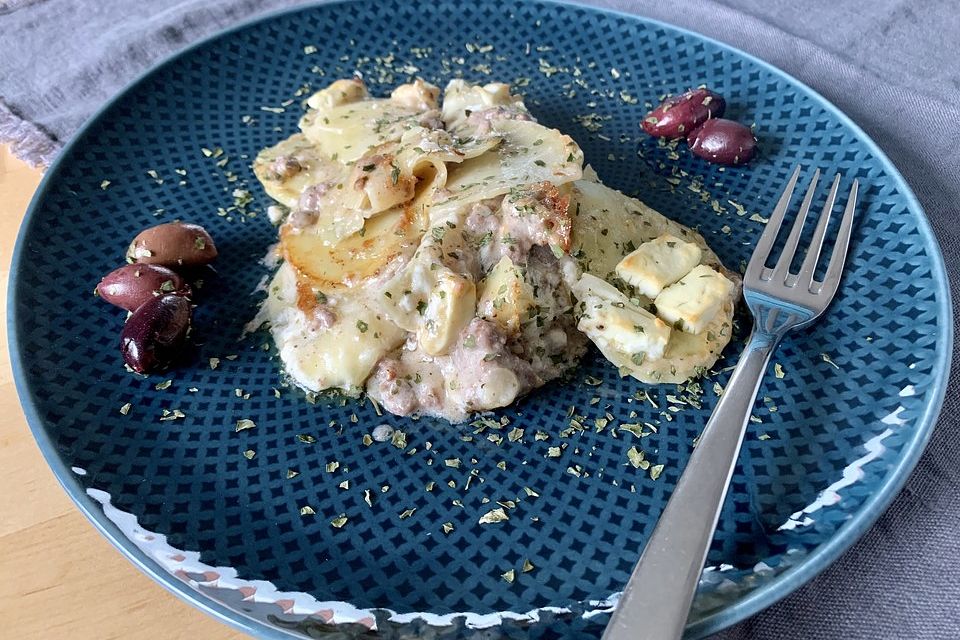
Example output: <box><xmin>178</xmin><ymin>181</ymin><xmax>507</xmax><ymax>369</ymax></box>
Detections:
<box><xmin>603</xmin><ymin>167</ymin><xmax>859</xmax><ymax>640</ymax></box>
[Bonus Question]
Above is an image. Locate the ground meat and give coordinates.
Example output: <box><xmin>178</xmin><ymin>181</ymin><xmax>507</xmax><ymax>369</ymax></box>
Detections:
<box><xmin>464</xmin><ymin>185</ymin><xmax>572</xmax><ymax>269</ymax></box>
<box><xmin>454</xmin><ymin>318</ymin><xmax>539</xmax><ymax>389</ymax></box>
<box><xmin>441</xmin><ymin>240</ymin><xmax>482</xmax><ymax>282</ymax></box>
<box><xmin>268</xmin><ymin>155</ymin><xmax>302</xmax><ymax>180</ymax></box>
<box><xmin>465</xmin><ymin>106</ymin><xmax>533</xmax><ymax>135</ymax></box>
<box><xmin>298</xmin><ymin>183</ymin><xmax>329</xmax><ymax>211</ymax></box>
<box><xmin>367</xmin><ymin>356</ymin><xmax>422</xmax><ymax>417</ymax></box>
<box><xmin>288</xmin><ymin>208</ymin><xmax>318</xmax><ymax>229</ymax></box>
<box><xmin>464</xmin><ymin>200</ymin><xmax>500</xmax><ymax>236</ymax></box>
<box><xmin>312</xmin><ymin>304</ymin><xmax>337</xmax><ymax>329</ymax></box>
<box><xmin>366</xmin><ymin>189</ymin><xmax>581</xmax><ymax>422</ymax></box>
<box><xmin>418</xmin><ymin>109</ymin><xmax>446</xmax><ymax>130</ymax></box>
<box><xmin>518</xmin><ymin>247</ymin><xmax>588</xmax><ymax>379</ymax></box>
<box><xmin>366</xmin><ymin>318</ymin><xmax>539</xmax><ymax>422</ymax></box>
<box><xmin>499</xmin><ymin>182</ymin><xmax>572</xmax><ymax>257</ymax></box>
<box><xmin>464</xmin><ymin>198</ymin><xmax>505</xmax><ymax>271</ymax></box>
<box><xmin>288</xmin><ymin>183</ymin><xmax>329</xmax><ymax>228</ymax></box>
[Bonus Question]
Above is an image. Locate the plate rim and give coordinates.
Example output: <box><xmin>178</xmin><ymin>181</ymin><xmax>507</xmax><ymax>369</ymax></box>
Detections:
<box><xmin>7</xmin><ymin>0</ymin><xmax>953</xmax><ymax>637</ymax></box>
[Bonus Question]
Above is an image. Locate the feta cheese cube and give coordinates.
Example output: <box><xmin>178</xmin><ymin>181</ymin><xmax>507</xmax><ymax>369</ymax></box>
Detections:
<box><xmin>616</xmin><ymin>234</ymin><xmax>702</xmax><ymax>298</ymax></box>
<box><xmin>575</xmin><ymin>273</ymin><xmax>672</xmax><ymax>361</ymax></box>
<box><xmin>655</xmin><ymin>265</ymin><xmax>734</xmax><ymax>334</ymax></box>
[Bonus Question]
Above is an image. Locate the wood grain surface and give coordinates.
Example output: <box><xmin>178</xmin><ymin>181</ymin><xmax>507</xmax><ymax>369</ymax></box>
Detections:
<box><xmin>0</xmin><ymin>145</ymin><xmax>244</xmax><ymax>639</ymax></box>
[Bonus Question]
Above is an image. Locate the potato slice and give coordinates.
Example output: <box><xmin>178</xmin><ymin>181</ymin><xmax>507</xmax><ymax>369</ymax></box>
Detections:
<box><xmin>252</xmin><ymin>134</ymin><xmax>346</xmax><ymax>209</ymax></box>
<box><xmin>430</xmin><ymin>119</ymin><xmax>583</xmax><ymax>219</ymax></box>
<box><xmin>300</xmin><ymin>98</ymin><xmax>425</xmax><ymax>163</ymax></box>
<box><xmin>251</xmin><ymin>263</ymin><xmax>405</xmax><ymax>392</ymax></box>
<box><xmin>441</xmin><ymin>80</ymin><xmax>525</xmax><ymax>128</ymax></box>
<box><xmin>570</xmin><ymin>177</ymin><xmax>718</xmax><ymax>280</ymax></box>
<box><xmin>622</xmin><ymin>299</ymin><xmax>735</xmax><ymax>384</ymax></box>
<box><xmin>343</xmin><ymin>149</ymin><xmax>416</xmax><ymax>216</ymax></box>
<box><xmin>281</xmin><ymin>204</ymin><xmax>426</xmax><ymax>292</ymax></box>
<box><xmin>305</xmin><ymin>78</ymin><xmax>368</xmax><ymax>110</ymax></box>
<box><xmin>280</xmin><ymin>163</ymin><xmax>446</xmax><ymax>292</ymax></box>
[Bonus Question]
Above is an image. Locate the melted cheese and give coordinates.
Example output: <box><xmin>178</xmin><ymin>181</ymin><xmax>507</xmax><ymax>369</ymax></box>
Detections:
<box><xmin>254</xmin><ymin>263</ymin><xmax>405</xmax><ymax>391</ymax></box>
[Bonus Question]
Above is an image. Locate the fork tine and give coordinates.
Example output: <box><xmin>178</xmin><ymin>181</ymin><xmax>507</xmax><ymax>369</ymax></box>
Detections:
<box><xmin>745</xmin><ymin>165</ymin><xmax>801</xmax><ymax>282</ymax></box>
<box><xmin>818</xmin><ymin>179</ymin><xmax>858</xmax><ymax>294</ymax></box>
<box><xmin>797</xmin><ymin>173</ymin><xmax>841</xmax><ymax>291</ymax></box>
<box><xmin>770</xmin><ymin>168</ymin><xmax>820</xmax><ymax>284</ymax></box>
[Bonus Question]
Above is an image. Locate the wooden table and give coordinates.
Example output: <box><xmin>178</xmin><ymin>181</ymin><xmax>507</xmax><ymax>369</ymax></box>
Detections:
<box><xmin>0</xmin><ymin>145</ymin><xmax>244</xmax><ymax>639</ymax></box>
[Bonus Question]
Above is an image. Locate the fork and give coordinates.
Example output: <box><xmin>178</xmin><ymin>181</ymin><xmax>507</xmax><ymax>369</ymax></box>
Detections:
<box><xmin>602</xmin><ymin>167</ymin><xmax>858</xmax><ymax>640</ymax></box>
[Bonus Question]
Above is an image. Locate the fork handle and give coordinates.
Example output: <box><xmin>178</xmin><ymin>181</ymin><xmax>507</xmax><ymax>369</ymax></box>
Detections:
<box><xmin>602</xmin><ymin>329</ymin><xmax>780</xmax><ymax>640</ymax></box>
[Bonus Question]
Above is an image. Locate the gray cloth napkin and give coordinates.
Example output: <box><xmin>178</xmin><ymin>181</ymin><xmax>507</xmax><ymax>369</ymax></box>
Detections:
<box><xmin>2</xmin><ymin>1</ymin><xmax>958</xmax><ymax>637</ymax></box>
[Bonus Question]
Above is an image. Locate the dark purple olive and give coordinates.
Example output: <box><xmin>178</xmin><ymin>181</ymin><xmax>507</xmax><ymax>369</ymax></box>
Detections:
<box><xmin>96</xmin><ymin>264</ymin><xmax>191</xmax><ymax>312</ymax></box>
<box><xmin>687</xmin><ymin>118</ymin><xmax>757</xmax><ymax>165</ymax></box>
<box><xmin>641</xmin><ymin>88</ymin><xmax>726</xmax><ymax>138</ymax></box>
<box><xmin>120</xmin><ymin>294</ymin><xmax>192</xmax><ymax>373</ymax></box>
<box><xmin>127</xmin><ymin>222</ymin><xmax>217</xmax><ymax>268</ymax></box>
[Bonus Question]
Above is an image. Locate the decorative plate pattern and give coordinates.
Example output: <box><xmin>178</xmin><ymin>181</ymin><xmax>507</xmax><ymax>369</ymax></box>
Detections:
<box><xmin>9</xmin><ymin>1</ymin><xmax>951</xmax><ymax>638</ymax></box>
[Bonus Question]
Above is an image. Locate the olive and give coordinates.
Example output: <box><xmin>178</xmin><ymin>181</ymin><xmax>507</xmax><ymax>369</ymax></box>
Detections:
<box><xmin>96</xmin><ymin>264</ymin><xmax>191</xmax><ymax>312</ymax></box>
<box><xmin>641</xmin><ymin>88</ymin><xmax>726</xmax><ymax>138</ymax></box>
<box><xmin>687</xmin><ymin>119</ymin><xmax>757</xmax><ymax>165</ymax></box>
<box><xmin>120</xmin><ymin>294</ymin><xmax>192</xmax><ymax>373</ymax></box>
<box><xmin>127</xmin><ymin>222</ymin><xmax>217</xmax><ymax>268</ymax></box>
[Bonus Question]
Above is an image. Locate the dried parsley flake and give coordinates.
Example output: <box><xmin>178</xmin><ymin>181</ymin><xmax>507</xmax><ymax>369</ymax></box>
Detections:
<box><xmin>478</xmin><ymin>507</ymin><xmax>509</xmax><ymax>524</ymax></box>
<box><xmin>619</xmin><ymin>423</ymin><xmax>645</xmax><ymax>438</ymax></box>
<box><xmin>627</xmin><ymin>446</ymin><xmax>645</xmax><ymax>469</ymax></box>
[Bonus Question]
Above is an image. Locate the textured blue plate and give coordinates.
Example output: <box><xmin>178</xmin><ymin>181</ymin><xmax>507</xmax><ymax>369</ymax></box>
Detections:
<box><xmin>9</xmin><ymin>1</ymin><xmax>951</xmax><ymax>638</ymax></box>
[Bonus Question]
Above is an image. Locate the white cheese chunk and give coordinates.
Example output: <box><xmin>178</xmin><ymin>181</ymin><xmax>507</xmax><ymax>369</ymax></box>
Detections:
<box><xmin>616</xmin><ymin>234</ymin><xmax>703</xmax><ymax>298</ymax></box>
<box><xmin>655</xmin><ymin>265</ymin><xmax>735</xmax><ymax>334</ymax></box>
<box><xmin>417</xmin><ymin>271</ymin><xmax>476</xmax><ymax>356</ymax></box>
<box><xmin>574</xmin><ymin>273</ymin><xmax>672</xmax><ymax>361</ymax></box>
<box><xmin>477</xmin><ymin>255</ymin><xmax>534</xmax><ymax>335</ymax></box>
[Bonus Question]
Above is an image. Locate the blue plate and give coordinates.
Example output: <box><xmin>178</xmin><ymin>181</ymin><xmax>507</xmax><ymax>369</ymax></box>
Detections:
<box><xmin>9</xmin><ymin>1</ymin><xmax>951</xmax><ymax>638</ymax></box>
